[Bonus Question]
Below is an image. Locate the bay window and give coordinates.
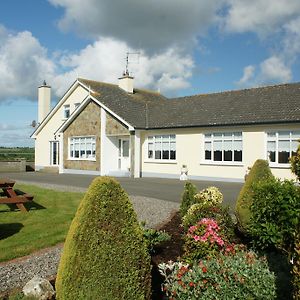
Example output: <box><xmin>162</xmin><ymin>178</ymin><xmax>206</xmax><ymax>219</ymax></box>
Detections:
<box><xmin>69</xmin><ymin>136</ymin><xmax>96</xmax><ymax>160</ymax></box>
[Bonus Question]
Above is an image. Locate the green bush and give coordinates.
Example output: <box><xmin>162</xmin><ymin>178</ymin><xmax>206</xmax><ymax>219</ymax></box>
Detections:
<box><xmin>235</xmin><ymin>159</ymin><xmax>273</xmax><ymax>235</ymax></box>
<box><xmin>179</xmin><ymin>182</ymin><xmax>198</xmax><ymax>217</ymax></box>
<box><xmin>250</xmin><ymin>178</ymin><xmax>300</xmax><ymax>251</ymax></box>
<box><xmin>290</xmin><ymin>140</ymin><xmax>300</xmax><ymax>182</ymax></box>
<box><xmin>292</xmin><ymin>229</ymin><xmax>300</xmax><ymax>300</ymax></box>
<box><xmin>56</xmin><ymin>176</ymin><xmax>151</xmax><ymax>300</ymax></box>
<box><xmin>182</xmin><ymin>204</ymin><xmax>235</xmax><ymax>239</ymax></box>
<box><xmin>159</xmin><ymin>251</ymin><xmax>276</xmax><ymax>300</ymax></box>
<box><xmin>142</xmin><ymin>227</ymin><xmax>171</xmax><ymax>254</ymax></box>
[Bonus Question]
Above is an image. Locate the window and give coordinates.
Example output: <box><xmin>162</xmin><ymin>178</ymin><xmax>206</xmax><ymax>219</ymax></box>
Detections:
<box><xmin>267</xmin><ymin>131</ymin><xmax>300</xmax><ymax>164</ymax></box>
<box><xmin>50</xmin><ymin>141</ymin><xmax>59</xmax><ymax>165</ymax></box>
<box><xmin>147</xmin><ymin>135</ymin><xmax>176</xmax><ymax>160</ymax></box>
<box><xmin>63</xmin><ymin>105</ymin><xmax>70</xmax><ymax>119</ymax></box>
<box><xmin>204</xmin><ymin>132</ymin><xmax>242</xmax><ymax>163</ymax></box>
<box><xmin>69</xmin><ymin>136</ymin><xmax>96</xmax><ymax>160</ymax></box>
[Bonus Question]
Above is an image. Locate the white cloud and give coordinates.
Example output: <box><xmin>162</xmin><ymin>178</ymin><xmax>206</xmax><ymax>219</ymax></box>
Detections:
<box><xmin>260</xmin><ymin>56</ymin><xmax>292</xmax><ymax>83</ymax></box>
<box><xmin>224</xmin><ymin>0</ymin><xmax>300</xmax><ymax>35</ymax></box>
<box><xmin>53</xmin><ymin>38</ymin><xmax>194</xmax><ymax>95</ymax></box>
<box><xmin>0</xmin><ymin>29</ymin><xmax>56</xmax><ymax>101</ymax></box>
<box><xmin>236</xmin><ymin>65</ymin><xmax>255</xmax><ymax>85</ymax></box>
<box><xmin>49</xmin><ymin>0</ymin><xmax>222</xmax><ymax>52</ymax></box>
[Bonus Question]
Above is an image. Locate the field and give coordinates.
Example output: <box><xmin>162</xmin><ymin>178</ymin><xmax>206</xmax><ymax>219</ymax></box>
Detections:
<box><xmin>0</xmin><ymin>147</ymin><xmax>34</xmax><ymax>161</ymax></box>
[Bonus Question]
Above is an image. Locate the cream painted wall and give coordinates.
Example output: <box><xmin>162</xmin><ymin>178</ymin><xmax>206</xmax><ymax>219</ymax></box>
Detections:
<box><xmin>141</xmin><ymin>123</ymin><xmax>300</xmax><ymax>181</ymax></box>
<box><xmin>34</xmin><ymin>85</ymin><xmax>89</xmax><ymax>169</ymax></box>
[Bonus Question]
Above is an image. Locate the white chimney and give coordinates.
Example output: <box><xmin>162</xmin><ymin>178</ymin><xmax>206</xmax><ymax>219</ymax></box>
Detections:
<box><xmin>118</xmin><ymin>73</ymin><xmax>134</xmax><ymax>93</ymax></box>
<box><xmin>38</xmin><ymin>80</ymin><xmax>51</xmax><ymax>123</ymax></box>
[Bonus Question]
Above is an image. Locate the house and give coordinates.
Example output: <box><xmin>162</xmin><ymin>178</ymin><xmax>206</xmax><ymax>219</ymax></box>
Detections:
<box><xmin>31</xmin><ymin>74</ymin><xmax>300</xmax><ymax>182</ymax></box>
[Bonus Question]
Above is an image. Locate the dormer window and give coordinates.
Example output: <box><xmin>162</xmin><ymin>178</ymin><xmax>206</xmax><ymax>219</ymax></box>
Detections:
<box><xmin>63</xmin><ymin>105</ymin><xmax>70</xmax><ymax>119</ymax></box>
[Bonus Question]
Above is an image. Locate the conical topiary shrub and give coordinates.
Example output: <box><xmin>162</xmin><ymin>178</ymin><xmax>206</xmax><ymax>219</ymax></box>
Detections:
<box><xmin>56</xmin><ymin>176</ymin><xmax>151</xmax><ymax>300</ymax></box>
<box><xmin>179</xmin><ymin>181</ymin><xmax>198</xmax><ymax>218</ymax></box>
<box><xmin>235</xmin><ymin>159</ymin><xmax>273</xmax><ymax>235</ymax></box>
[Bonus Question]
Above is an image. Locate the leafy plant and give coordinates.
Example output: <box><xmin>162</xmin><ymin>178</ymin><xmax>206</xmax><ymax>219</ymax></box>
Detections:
<box><xmin>56</xmin><ymin>176</ymin><xmax>151</xmax><ymax>300</ymax></box>
<box><xmin>194</xmin><ymin>186</ymin><xmax>223</xmax><ymax>207</ymax></box>
<box><xmin>183</xmin><ymin>218</ymin><xmax>230</xmax><ymax>263</ymax></box>
<box><xmin>179</xmin><ymin>182</ymin><xmax>198</xmax><ymax>217</ymax></box>
<box><xmin>235</xmin><ymin>159</ymin><xmax>274</xmax><ymax>235</ymax></box>
<box><xmin>250</xmin><ymin>178</ymin><xmax>300</xmax><ymax>252</ymax></box>
<box><xmin>143</xmin><ymin>228</ymin><xmax>171</xmax><ymax>254</ymax></box>
<box><xmin>159</xmin><ymin>251</ymin><xmax>276</xmax><ymax>300</ymax></box>
<box><xmin>182</xmin><ymin>203</ymin><xmax>235</xmax><ymax>240</ymax></box>
<box><xmin>292</xmin><ymin>229</ymin><xmax>300</xmax><ymax>300</ymax></box>
<box><xmin>290</xmin><ymin>139</ymin><xmax>300</xmax><ymax>182</ymax></box>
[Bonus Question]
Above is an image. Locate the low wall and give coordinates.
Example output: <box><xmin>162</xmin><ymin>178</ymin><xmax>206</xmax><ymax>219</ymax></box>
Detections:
<box><xmin>0</xmin><ymin>159</ymin><xmax>27</xmax><ymax>172</ymax></box>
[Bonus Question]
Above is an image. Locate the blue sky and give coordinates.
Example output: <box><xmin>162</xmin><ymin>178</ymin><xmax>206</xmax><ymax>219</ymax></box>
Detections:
<box><xmin>0</xmin><ymin>0</ymin><xmax>300</xmax><ymax>147</ymax></box>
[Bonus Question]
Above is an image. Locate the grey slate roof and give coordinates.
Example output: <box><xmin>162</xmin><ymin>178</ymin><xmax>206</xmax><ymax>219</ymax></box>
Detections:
<box><xmin>78</xmin><ymin>78</ymin><xmax>300</xmax><ymax>129</ymax></box>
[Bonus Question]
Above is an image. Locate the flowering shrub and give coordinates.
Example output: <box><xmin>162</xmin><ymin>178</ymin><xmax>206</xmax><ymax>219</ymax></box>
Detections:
<box><xmin>194</xmin><ymin>186</ymin><xmax>223</xmax><ymax>207</ymax></box>
<box><xmin>183</xmin><ymin>218</ymin><xmax>229</xmax><ymax>262</ymax></box>
<box><xmin>182</xmin><ymin>204</ymin><xmax>235</xmax><ymax>239</ymax></box>
<box><xmin>159</xmin><ymin>251</ymin><xmax>276</xmax><ymax>300</ymax></box>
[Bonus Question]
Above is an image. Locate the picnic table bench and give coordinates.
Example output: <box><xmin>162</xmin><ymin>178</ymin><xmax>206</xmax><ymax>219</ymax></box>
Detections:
<box><xmin>0</xmin><ymin>179</ymin><xmax>33</xmax><ymax>212</ymax></box>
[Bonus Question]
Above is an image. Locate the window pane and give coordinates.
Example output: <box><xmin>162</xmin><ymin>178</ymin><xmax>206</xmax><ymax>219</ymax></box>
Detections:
<box><xmin>267</xmin><ymin>132</ymin><xmax>276</xmax><ymax>138</ymax></box>
<box><xmin>155</xmin><ymin>139</ymin><xmax>161</xmax><ymax>159</ymax></box>
<box><xmin>291</xmin><ymin>131</ymin><xmax>300</xmax><ymax>138</ymax></box>
<box><xmin>205</xmin><ymin>133</ymin><xmax>211</xmax><ymax>138</ymax></box>
<box><xmin>123</xmin><ymin>140</ymin><xmax>129</xmax><ymax>157</ymax></box>
<box><xmin>170</xmin><ymin>141</ymin><xmax>176</xmax><ymax>160</ymax></box>
<box><xmin>278</xmin><ymin>131</ymin><xmax>290</xmax><ymax>138</ymax></box>
<box><xmin>223</xmin><ymin>132</ymin><xmax>232</xmax><ymax>140</ymax></box>
<box><xmin>162</xmin><ymin>141</ymin><xmax>169</xmax><ymax>159</ymax></box>
<box><xmin>148</xmin><ymin>142</ymin><xmax>153</xmax><ymax>159</ymax></box>
<box><xmin>213</xmin><ymin>140</ymin><xmax>222</xmax><ymax>161</ymax></box>
<box><xmin>223</xmin><ymin>140</ymin><xmax>232</xmax><ymax>161</ymax></box>
<box><xmin>205</xmin><ymin>141</ymin><xmax>211</xmax><ymax>160</ymax></box>
<box><xmin>234</xmin><ymin>150</ymin><xmax>242</xmax><ymax>162</ymax></box>
<box><xmin>233</xmin><ymin>132</ymin><xmax>242</xmax><ymax>140</ymax></box>
<box><xmin>267</xmin><ymin>141</ymin><xmax>276</xmax><ymax>162</ymax></box>
<box><xmin>278</xmin><ymin>140</ymin><xmax>290</xmax><ymax>163</ymax></box>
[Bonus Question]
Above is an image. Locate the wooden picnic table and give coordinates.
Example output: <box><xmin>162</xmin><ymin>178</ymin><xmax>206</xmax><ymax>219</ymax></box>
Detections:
<box><xmin>0</xmin><ymin>179</ymin><xmax>33</xmax><ymax>212</ymax></box>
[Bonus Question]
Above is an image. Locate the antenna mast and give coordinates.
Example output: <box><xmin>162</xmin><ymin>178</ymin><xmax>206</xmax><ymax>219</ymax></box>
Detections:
<box><xmin>124</xmin><ymin>51</ymin><xmax>140</xmax><ymax>76</ymax></box>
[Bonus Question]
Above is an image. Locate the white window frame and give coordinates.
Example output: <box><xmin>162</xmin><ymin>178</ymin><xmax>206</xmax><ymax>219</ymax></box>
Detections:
<box><xmin>203</xmin><ymin>132</ymin><xmax>243</xmax><ymax>165</ymax></box>
<box><xmin>266</xmin><ymin>130</ymin><xmax>300</xmax><ymax>167</ymax></box>
<box><xmin>63</xmin><ymin>104</ymin><xmax>70</xmax><ymax>119</ymax></box>
<box><xmin>68</xmin><ymin>136</ymin><xmax>96</xmax><ymax>161</ymax></box>
<box><xmin>146</xmin><ymin>134</ymin><xmax>176</xmax><ymax>162</ymax></box>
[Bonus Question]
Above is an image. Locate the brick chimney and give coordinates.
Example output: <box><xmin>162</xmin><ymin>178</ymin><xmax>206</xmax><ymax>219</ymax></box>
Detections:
<box><xmin>118</xmin><ymin>73</ymin><xmax>134</xmax><ymax>93</ymax></box>
<box><xmin>38</xmin><ymin>80</ymin><xmax>51</xmax><ymax>123</ymax></box>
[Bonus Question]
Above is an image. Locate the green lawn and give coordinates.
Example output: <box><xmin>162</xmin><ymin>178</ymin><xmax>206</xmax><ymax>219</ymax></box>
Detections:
<box><xmin>0</xmin><ymin>184</ymin><xmax>83</xmax><ymax>262</ymax></box>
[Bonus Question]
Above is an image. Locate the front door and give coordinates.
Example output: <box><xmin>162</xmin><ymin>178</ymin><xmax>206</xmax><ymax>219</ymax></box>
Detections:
<box><xmin>118</xmin><ymin>138</ymin><xmax>130</xmax><ymax>170</ymax></box>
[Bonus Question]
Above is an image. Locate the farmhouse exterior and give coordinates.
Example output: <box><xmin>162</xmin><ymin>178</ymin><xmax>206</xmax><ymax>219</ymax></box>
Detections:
<box><xmin>31</xmin><ymin>75</ymin><xmax>300</xmax><ymax>182</ymax></box>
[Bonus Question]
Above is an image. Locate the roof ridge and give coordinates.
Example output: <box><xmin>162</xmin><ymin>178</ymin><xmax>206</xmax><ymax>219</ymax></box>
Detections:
<box><xmin>78</xmin><ymin>77</ymin><xmax>118</xmax><ymax>88</ymax></box>
<box><xmin>171</xmin><ymin>81</ymin><xmax>300</xmax><ymax>100</ymax></box>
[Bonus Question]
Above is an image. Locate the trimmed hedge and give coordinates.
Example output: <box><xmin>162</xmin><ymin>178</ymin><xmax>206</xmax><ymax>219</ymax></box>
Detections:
<box><xmin>56</xmin><ymin>176</ymin><xmax>151</xmax><ymax>300</ymax></box>
<box><xmin>179</xmin><ymin>182</ymin><xmax>198</xmax><ymax>217</ymax></box>
<box><xmin>235</xmin><ymin>159</ymin><xmax>273</xmax><ymax>235</ymax></box>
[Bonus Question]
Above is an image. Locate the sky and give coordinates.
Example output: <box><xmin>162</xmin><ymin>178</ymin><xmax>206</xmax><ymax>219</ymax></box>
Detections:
<box><xmin>0</xmin><ymin>0</ymin><xmax>300</xmax><ymax>147</ymax></box>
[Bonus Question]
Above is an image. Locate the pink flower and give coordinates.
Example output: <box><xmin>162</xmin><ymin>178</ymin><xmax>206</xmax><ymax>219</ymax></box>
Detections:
<box><xmin>194</xmin><ymin>235</ymin><xmax>200</xmax><ymax>241</ymax></box>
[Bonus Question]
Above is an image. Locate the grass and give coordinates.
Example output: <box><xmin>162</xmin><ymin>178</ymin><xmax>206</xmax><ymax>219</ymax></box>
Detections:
<box><xmin>0</xmin><ymin>184</ymin><xmax>83</xmax><ymax>262</ymax></box>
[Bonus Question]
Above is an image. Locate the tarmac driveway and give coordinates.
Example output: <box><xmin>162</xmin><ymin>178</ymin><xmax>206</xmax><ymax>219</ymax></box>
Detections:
<box><xmin>0</xmin><ymin>172</ymin><xmax>243</xmax><ymax>209</ymax></box>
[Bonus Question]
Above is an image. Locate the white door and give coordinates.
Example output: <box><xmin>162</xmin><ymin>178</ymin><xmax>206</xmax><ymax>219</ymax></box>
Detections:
<box><xmin>118</xmin><ymin>138</ymin><xmax>130</xmax><ymax>170</ymax></box>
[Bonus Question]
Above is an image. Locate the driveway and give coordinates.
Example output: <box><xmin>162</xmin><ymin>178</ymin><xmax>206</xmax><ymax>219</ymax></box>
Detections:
<box><xmin>0</xmin><ymin>172</ymin><xmax>243</xmax><ymax>208</ymax></box>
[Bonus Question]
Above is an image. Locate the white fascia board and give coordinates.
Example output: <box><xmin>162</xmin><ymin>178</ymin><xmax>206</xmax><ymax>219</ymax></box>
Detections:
<box><xmin>78</xmin><ymin>81</ymin><xmax>134</xmax><ymax>131</ymax></box>
<box><xmin>31</xmin><ymin>79</ymin><xmax>81</xmax><ymax>138</ymax></box>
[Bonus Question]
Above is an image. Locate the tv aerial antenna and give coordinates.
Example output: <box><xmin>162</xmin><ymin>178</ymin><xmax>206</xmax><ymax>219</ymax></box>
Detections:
<box><xmin>124</xmin><ymin>51</ymin><xmax>140</xmax><ymax>76</ymax></box>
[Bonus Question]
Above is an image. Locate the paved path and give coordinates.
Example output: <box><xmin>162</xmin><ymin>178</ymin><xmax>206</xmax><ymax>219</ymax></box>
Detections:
<box><xmin>0</xmin><ymin>172</ymin><xmax>243</xmax><ymax>208</ymax></box>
